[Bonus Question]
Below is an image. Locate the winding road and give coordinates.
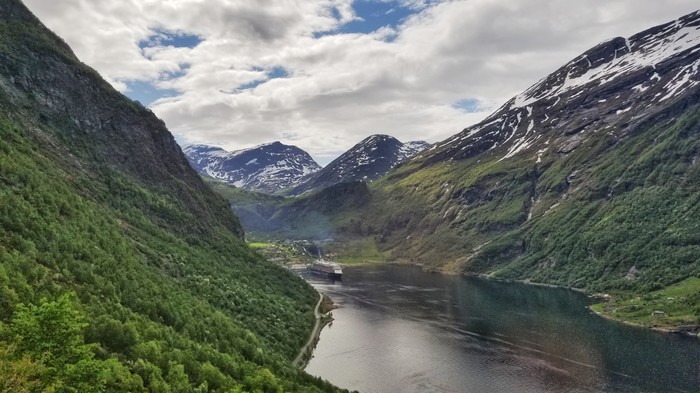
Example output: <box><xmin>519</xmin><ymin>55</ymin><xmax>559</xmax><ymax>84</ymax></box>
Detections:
<box><xmin>293</xmin><ymin>291</ymin><xmax>324</xmax><ymax>368</ymax></box>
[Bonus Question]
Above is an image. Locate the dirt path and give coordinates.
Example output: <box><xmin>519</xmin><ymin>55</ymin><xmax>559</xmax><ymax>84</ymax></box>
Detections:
<box><xmin>293</xmin><ymin>291</ymin><xmax>324</xmax><ymax>368</ymax></box>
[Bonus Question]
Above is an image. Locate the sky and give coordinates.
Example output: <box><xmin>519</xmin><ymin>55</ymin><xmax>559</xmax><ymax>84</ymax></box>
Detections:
<box><xmin>24</xmin><ymin>0</ymin><xmax>700</xmax><ymax>166</ymax></box>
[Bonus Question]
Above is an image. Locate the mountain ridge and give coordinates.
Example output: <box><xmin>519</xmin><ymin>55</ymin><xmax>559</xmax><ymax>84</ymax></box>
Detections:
<box><xmin>184</xmin><ymin>141</ymin><xmax>321</xmax><ymax>194</ymax></box>
<box><xmin>422</xmin><ymin>10</ymin><xmax>700</xmax><ymax>167</ymax></box>
<box><xmin>289</xmin><ymin>134</ymin><xmax>430</xmax><ymax>195</ymax></box>
<box><xmin>371</xmin><ymin>10</ymin><xmax>700</xmax><ymax>296</ymax></box>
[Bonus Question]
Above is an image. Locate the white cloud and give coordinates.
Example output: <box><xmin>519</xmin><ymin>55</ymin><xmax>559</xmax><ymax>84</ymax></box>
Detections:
<box><xmin>23</xmin><ymin>0</ymin><xmax>700</xmax><ymax>162</ymax></box>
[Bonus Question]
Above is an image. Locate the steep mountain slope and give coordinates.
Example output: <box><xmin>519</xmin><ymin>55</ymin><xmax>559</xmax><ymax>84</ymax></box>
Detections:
<box><xmin>184</xmin><ymin>142</ymin><xmax>321</xmax><ymax>194</ymax></box>
<box><xmin>424</xmin><ymin>11</ymin><xmax>700</xmax><ymax>166</ymax></box>
<box><xmin>290</xmin><ymin>135</ymin><xmax>430</xmax><ymax>195</ymax></box>
<box><xmin>370</xmin><ymin>10</ymin><xmax>700</xmax><ymax>294</ymax></box>
<box><xmin>0</xmin><ymin>1</ymin><xmax>342</xmax><ymax>391</ymax></box>
<box><xmin>237</xmin><ymin>10</ymin><xmax>700</xmax><ymax>312</ymax></box>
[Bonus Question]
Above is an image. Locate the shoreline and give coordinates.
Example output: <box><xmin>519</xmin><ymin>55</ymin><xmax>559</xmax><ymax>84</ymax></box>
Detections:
<box><xmin>338</xmin><ymin>260</ymin><xmax>699</xmax><ymax>338</ymax></box>
<box><xmin>463</xmin><ymin>272</ymin><xmax>588</xmax><ymax>293</ymax></box>
<box><xmin>468</xmin><ymin>272</ymin><xmax>699</xmax><ymax>338</ymax></box>
<box><xmin>293</xmin><ymin>291</ymin><xmax>335</xmax><ymax>369</ymax></box>
<box><xmin>589</xmin><ymin>307</ymin><xmax>700</xmax><ymax>337</ymax></box>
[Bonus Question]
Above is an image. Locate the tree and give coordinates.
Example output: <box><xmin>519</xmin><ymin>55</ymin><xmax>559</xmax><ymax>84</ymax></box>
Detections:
<box><xmin>10</xmin><ymin>293</ymin><xmax>90</xmax><ymax>365</ymax></box>
<box><xmin>0</xmin><ymin>345</ymin><xmax>47</xmax><ymax>393</ymax></box>
<box><xmin>245</xmin><ymin>368</ymin><xmax>283</xmax><ymax>393</ymax></box>
<box><xmin>165</xmin><ymin>362</ymin><xmax>191</xmax><ymax>393</ymax></box>
<box><xmin>7</xmin><ymin>294</ymin><xmax>109</xmax><ymax>392</ymax></box>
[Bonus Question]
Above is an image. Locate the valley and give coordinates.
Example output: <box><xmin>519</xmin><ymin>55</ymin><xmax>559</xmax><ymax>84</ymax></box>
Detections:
<box><xmin>2</xmin><ymin>1</ymin><xmax>699</xmax><ymax>392</ymax></box>
<box><xmin>207</xmin><ymin>11</ymin><xmax>700</xmax><ymax>335</ymax></box>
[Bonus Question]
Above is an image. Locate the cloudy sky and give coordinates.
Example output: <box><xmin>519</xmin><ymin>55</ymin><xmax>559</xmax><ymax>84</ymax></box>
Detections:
<box><xmin>25</xmin><ymin>0</ymin><xmax>699</xmax><ymax>165</ymax></box>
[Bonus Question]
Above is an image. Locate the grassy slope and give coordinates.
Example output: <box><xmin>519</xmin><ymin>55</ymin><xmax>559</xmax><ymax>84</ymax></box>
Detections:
<box><xmin>591</xmin><ymin>277</ymin><xmax>700</xmax><ymax>329</ymax></box>
<box><xmin>0</xmin><ymin>3</ymin><xmax>345</xmax><ymax>392</ymax></box>
<box><xmin>362</xmin><ymin>99</ymin><xmax>700</xmax><ymax>328</ymax></box>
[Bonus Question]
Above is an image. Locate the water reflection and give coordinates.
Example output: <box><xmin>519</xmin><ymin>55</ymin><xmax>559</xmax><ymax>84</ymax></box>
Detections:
<box><xmin>304</xmin><ymin>265</ymin><xmax>699</xmax><ymax>393</ymax></box>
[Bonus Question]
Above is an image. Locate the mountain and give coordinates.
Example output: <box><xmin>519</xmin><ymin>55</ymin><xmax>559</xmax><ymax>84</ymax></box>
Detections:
<box><xmin>184</xmin><ymin>142</ymin><xmax>321</xmax><ymax>194</ymax></box>
<box><xmin>403</xmin><ymin>140</ymin><xmax>432</xmax><ymax>154</ymax></box>
<box><xmin>217</xmin><ymin>11</ymin><xmax>700</xmax><ymax>330</ymax></box>
<box><xmin>0</xmin><ymin>1</ymin><xmax>343</xmax><ymax>391</ymax></box>
<box><xmin>424</xmin><ymin>11</ymin><xmax>700</xmax><ymax>166</ymax></box>
<box><xmin>289</xmin><ymin>134</ymin><xmax>430</xmax><ymax>195</ymax></box>
<box><xmin>370</xmin><ymin>10</ymin><xmax>700</xmax><ymax>293</ymax></box>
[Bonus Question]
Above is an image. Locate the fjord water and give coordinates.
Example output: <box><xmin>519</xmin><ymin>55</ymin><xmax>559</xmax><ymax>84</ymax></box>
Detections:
<box><xmin>304</xmin><ymin>265</ymin><xmax>699</xmax><ymax>393</ymax></box>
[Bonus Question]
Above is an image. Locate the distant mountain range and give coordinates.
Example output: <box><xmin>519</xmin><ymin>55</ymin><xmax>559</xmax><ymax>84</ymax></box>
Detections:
<box><xmin>184</xmin><ymin>135</ymin><xmax>430</xmax><ymax>195</ymax></box>
<box><xmin>183</xmin><ymin>142</ymin><xmax>321</xmax><ymax>194</ymax></box>
<box><xmin>288</xmin><ymin>135</ymin><xmax>430</xmax><ymax>195</ymax></box>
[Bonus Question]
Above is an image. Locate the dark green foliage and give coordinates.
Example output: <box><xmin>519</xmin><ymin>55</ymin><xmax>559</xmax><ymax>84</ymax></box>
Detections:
<box><xmin>0</xmin><ymin>2</ymin><xmax>346</xmax><ymax>390</ymax></box>
<box><xmin>0</xmin><ymin>294</ymin><xmax>143</xmax><ymax>393</ymax></box>
<box><xmin>492</xmin><ymin>105</ymin><xmax>700</xmax><ymax>292</ymax></box>
<box><xmin>0</xmin><ymin>114</ymin><xmax>341</xmax><ymax>391</ymax></box>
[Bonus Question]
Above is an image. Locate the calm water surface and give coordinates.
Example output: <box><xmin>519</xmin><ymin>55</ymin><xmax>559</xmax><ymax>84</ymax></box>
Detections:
<box><xmin>304</xmin><ymin>265</ymin><xmax>699</xmax><ymax>393</ymax></box>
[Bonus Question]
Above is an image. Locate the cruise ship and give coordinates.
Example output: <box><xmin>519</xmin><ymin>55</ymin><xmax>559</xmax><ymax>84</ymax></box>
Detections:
<box><xmin>309</xmin><ymin>260</ymin><xmax>343</xmax><ymax>279</ymax></box>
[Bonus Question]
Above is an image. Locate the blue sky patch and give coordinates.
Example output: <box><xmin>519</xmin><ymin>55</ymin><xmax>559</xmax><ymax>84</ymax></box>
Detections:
<box><xmin>125</xmin><ymin>80</ymin><xmax>179</xmax><ymax>107</ymax></box>
<box><xmin>340</xmin><ymin>0</ymin><xmax>415</xmax><ymax>34</ymax></box>
<box><xmin>268</xmin><ymin>66</ymin><xmax>289</xmax><ymax>79</ymax></box>
<box><xmin>236</xmin><ymin>66</ymin><xmax>290</xmax><ymax>91</ymax></box>
<box><xmin>313</xmin><ymin>0</ymin><xmax>416</xmax><ymax>39</ymax></box>
<box><xmin>452</xmin><ymin>98</ymin><xmax>483</xmax><ymax>113</ymax></box>
<box><xmin>139</xmin><ymin>29</ymin><xmax>203</xmax><ymax>49</ymax></box>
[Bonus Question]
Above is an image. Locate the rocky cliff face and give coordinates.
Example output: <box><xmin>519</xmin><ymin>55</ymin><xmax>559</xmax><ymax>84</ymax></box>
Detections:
<box><xmin>0</xmin><ymin>0</ymin><xmax>241</xmax><ymax>236</ymax></box>
<box><xmin>184</xmin><ymin>142</ymin><xmax>321</xmax><ymax>194</ymax></box>
<box><xmin>290</xmin><ymin>134</ymin><xmax>430</xmax><ymax>195</ymax></box>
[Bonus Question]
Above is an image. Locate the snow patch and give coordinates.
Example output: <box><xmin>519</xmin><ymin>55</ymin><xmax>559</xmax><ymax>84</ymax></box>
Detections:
<box><xmin>500</xmin><ymin>119</ymin><xmax>536</xmax><ymax>161</ymax></box>
<box><xmin>659</xmin><ymin>59</ymin><xmax>700</xmax><ymax>101</ymax></box>
<box><xmin>511</xmin><ymin>22</ymin><xmax>700</xmax><ymax>108</ymax></box>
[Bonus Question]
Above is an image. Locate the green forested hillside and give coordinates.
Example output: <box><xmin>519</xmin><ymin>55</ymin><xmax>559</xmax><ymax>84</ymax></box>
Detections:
<box><xmin>0</xmin><ymin>1</ymin><xmax>343</xmax><ymax>392</ymax></box>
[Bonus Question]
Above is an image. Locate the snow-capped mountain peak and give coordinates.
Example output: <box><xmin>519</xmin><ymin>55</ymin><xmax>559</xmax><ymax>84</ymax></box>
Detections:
<box><xmin>400</xmin><ymin>140</ymin><xmax>432</xmax><ymax>159</ymax></box>
<box><xmin>183</xmin><ymin>142</ymin><xmax>321</xmax><ymax>194</ymax></box>
<box><xmin>289</xmin><ymin>134</ymin><xmax>431</xmax><ymax>195</ymax></box>
<box><xmin>511</xmin><ymin>11</ymin><xmax>700</xmax><ymax>110</ymax></box>
<box><xmin>425</xmin><ymin>10</ymin><xmax>700</xmax><ymax>166</ymax></box>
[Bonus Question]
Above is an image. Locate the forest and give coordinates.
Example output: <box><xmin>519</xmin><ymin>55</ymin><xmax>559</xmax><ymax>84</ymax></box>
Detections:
<box><xmin>0</xmin><ymin>2</ymin><xmax>347</xmax><ymax>390</ymax></box>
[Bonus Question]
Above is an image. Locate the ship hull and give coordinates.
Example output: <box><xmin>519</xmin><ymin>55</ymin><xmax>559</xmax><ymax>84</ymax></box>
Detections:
<box><xmin>310</xmin><ymin>262</ymin><xmax>343</xmax><ymax>280</ymax></box>
<box><xmin>309</xmin><ymin>268</ymin><xmax>342</xmax><ymax>280</ymax></box>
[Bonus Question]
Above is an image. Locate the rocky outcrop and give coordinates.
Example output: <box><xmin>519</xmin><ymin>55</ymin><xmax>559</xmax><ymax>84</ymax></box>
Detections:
<box><xmin>0</xmin><ymin>0</ymin><xmax>242</xmax><ymax>236</ymax></box>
